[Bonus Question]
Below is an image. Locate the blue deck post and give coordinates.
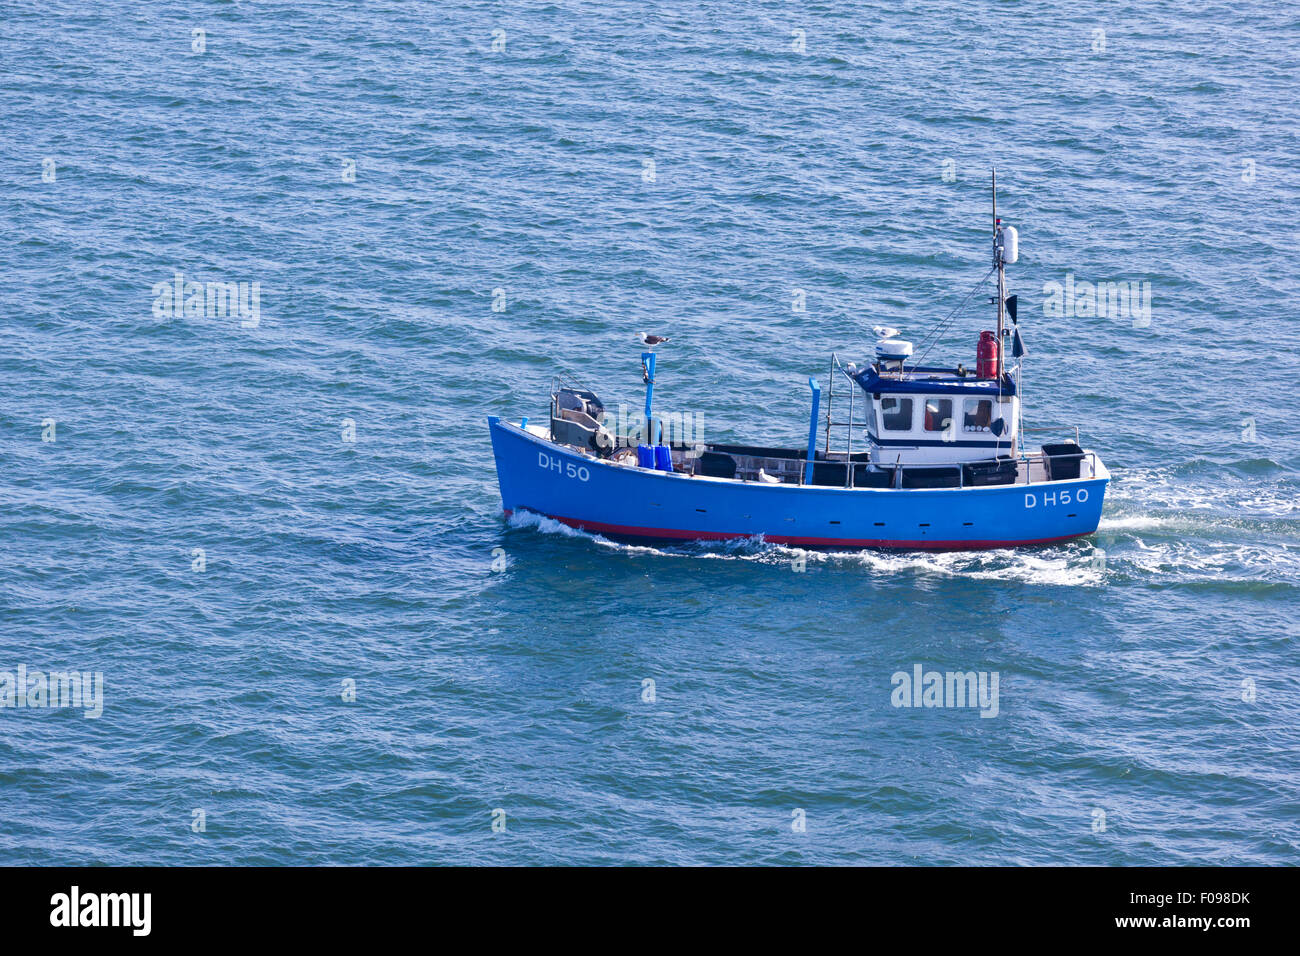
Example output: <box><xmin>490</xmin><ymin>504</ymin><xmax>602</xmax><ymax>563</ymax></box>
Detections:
<box><xmin>642</xmin><ymin>351</ymin><xmax>657</xmax><ymax>444</ymax></box>
<box><xmin>804</xmin><ymin>376</ymin><xmax>821</xmax><ymax>485</ymax></box>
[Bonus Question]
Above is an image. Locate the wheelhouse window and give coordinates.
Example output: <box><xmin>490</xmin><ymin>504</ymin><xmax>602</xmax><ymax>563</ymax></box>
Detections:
<box><xmin>923</xmin><ymin>398</ymin><xmax>952</xmax><ymax>432</ymax></box>
<box><xmin>880</xmin><ymin>397</ymin><xmax>913</xmax><ymax>431</ymax></box>
<box><xmin>962</xmin><ymin>398</ymin><xmax>994</xmax><ymax>433</ymax></box>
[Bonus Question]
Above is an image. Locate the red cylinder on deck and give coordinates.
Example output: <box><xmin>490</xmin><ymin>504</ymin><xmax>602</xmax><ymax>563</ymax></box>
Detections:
<box><xmin>976</xmin><ymin>330</ymin><xmax>1000</xmax><ymax>379</ymax></box>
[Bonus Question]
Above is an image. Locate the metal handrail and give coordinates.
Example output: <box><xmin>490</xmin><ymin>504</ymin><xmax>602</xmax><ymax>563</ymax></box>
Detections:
<box><xmin>717</xmin><ymin>447</ymin><xmax>1097</xmax><ymax>487</ymax></box>
<box><xmin>825</xmin><ymin>352</ymin><xmax>875</xmax><ymax>487</ymax></box>
<box><xmin>709</xmin><ymin>355</ymin><xmax>1097</xmax><ymax>489</ymax></box>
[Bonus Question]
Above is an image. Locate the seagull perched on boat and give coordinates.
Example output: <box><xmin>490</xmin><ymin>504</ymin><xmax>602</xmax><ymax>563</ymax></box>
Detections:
<box><xmin>636</xmin><ymin>332</ymin><xmax>670</xmax><ymax>347</ymax></box>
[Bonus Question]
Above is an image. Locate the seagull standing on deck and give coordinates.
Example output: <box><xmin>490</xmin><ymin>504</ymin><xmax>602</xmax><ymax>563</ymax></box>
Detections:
<box><xmin>636</xmin><ymin>332</ymin><xmax>670</xmax><ymax>347</ymax></box>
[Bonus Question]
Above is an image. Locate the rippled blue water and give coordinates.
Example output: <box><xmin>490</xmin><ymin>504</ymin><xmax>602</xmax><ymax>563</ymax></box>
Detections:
<box><xmin>1</xmin><ymin>0</ymin><xmax>1298</xmax><ymax>865</ymax></box>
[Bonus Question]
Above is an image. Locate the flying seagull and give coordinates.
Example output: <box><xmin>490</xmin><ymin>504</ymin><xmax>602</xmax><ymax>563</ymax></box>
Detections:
<box><xmin>872</xmin><ymin>325</ymin><xmax>901</xmax><ymax>340</ymax></box>
<box><xmin>636</xmin><ymin>332</ymin><xmax>670</xmax><ymax>347</ymax></box>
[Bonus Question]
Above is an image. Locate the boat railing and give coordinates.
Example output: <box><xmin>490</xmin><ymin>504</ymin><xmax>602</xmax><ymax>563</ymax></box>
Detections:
<box><xmin>823</xmin><ymin>352</ymin><xmax>872</xmax><ymax>470</ymax></box>
<box><xmin>701</xmin><ymin>445</ymin><xmax>1098</xmax><ymax>488</ymax></box>
<box><xmin>1016</xmin><ymin>448</ymin><xmax>1100</xmax><ymax>483</ymax></box>
<box><xmin>811</xmin><ymin>354</ymin><xmax>1097</xmax><ymax>488</ymax></box>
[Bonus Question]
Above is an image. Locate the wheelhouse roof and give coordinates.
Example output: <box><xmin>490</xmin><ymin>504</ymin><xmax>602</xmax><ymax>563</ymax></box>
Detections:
<box><xmin>852</xmin><ymin>364</ymin><xmax>1017</xmax><ymax>398</ymax></box>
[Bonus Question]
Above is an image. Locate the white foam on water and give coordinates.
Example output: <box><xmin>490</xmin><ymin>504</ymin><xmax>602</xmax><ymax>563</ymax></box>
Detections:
<box><xmin>1120</xmin><ymin>538</ymin><xmax>1300</xmax><ymax>582</ymax></box>
<box><xmin>792</xmin><ymin>544</ymin><xmax>1106</xmax><ymax>587</ymax></box>
<box><xmin>506</xmin><ymin>510</ymin><xmax>1106</xmax><ymax>584</ymax></box>
<box><xmin>507</xmin><ymin>510</ymin><xmax>591</xmax><ymax>539</ymax></box>
<box><xmin>1090</xmin><ymin>462</ymin><xmax>1300</xmax><ymax>584</ymax></box>
<box><xmin>507</xmin><ymin>510</ymin><xmax>771</xmax><ymax>559</ymax></box>
<box><xmin>505</xmin><ymin>492</ymin><xmax>1300</xmax><ymax>586</ymax></box>
<box><xmin>1115</xmin><ymin>466</ymin><xmax>1300</xmax><ymax>519</ymax></box>
<box><xmin>1099</xmin><ymin>515</ymin><xmax>1173</xmax><ymax>531</ymax></box>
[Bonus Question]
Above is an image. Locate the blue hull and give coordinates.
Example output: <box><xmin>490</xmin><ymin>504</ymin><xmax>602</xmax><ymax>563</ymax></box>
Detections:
<box><xmin>489</xmin><ymin>418</ymin><xmax>1108</xmax><ymax>550</ymax></box>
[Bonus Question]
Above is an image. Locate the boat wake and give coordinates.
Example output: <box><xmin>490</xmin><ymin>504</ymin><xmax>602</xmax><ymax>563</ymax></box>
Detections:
<box><xmin>505</xmin><ymin>509</ymin><xmax>1107</xmax><ymax>585</ymax></box>
<box><xmin>506</xmin><ymin>509</ymin><xmax>772</xmax><ymax>559</ymax></box>
<box><xmin>1088</xmin><ymin>464</ymin><xmax>1300</xmax><ymax>587</ymax></box>
<box><xmin>778</xmin><ymin>543</ymin><xmax>1107</xmax><ymax>587</ymax></box>
<box><xmin>504</xmin><ymin>461</ymin><xmax>1300</xmax><ymax>589</ymax></box>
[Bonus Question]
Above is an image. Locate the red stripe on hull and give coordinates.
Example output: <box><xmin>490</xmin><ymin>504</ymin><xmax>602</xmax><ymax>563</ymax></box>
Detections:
<box><xmin>503</xmin><ymin>509</ymin><xmax>1089</xmax><ymax>551</ymax></box>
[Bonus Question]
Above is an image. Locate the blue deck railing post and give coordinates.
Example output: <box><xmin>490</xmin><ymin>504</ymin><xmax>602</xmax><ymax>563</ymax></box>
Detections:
<box><xmin>642</xmin><ymin>351</ymin><xmax>656</xmax><ymax>444</ymax></box>
<box><xmin>804</xmin><ymin>376</ymin><xmax>821</xmax><ymax>485</ymax></box>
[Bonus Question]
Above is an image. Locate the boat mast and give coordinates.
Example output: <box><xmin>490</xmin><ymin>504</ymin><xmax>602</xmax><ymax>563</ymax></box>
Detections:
<box><xmin>993</xmin><ymin>169</ymin><xmax>1005</xmax><ymax>378</ymax></box>
<box><xmin>992</xmin><ymin>169</ymin><xmax>1016</xmax><ymax>456</ymax></box>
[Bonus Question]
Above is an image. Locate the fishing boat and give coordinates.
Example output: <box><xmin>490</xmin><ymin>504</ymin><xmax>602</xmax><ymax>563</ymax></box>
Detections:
<box><xmin>488</xmin><ymin>175</ymin><xmax>1109</xmax><ymax>550</ymax></box>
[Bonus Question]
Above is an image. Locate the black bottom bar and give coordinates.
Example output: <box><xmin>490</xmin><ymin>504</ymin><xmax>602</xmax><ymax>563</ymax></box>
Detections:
<box><xmin>0</xmin><ymin>866</ymin><xmax>1277</xmax><ymax>943</ymax></box>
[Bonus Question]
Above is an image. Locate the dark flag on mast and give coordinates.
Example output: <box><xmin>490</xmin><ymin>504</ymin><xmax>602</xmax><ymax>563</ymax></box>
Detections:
<box><xmin>1005</xmin><ymin>294</ymin><xmax>1027</xmax><ymax>357</ymax></box>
